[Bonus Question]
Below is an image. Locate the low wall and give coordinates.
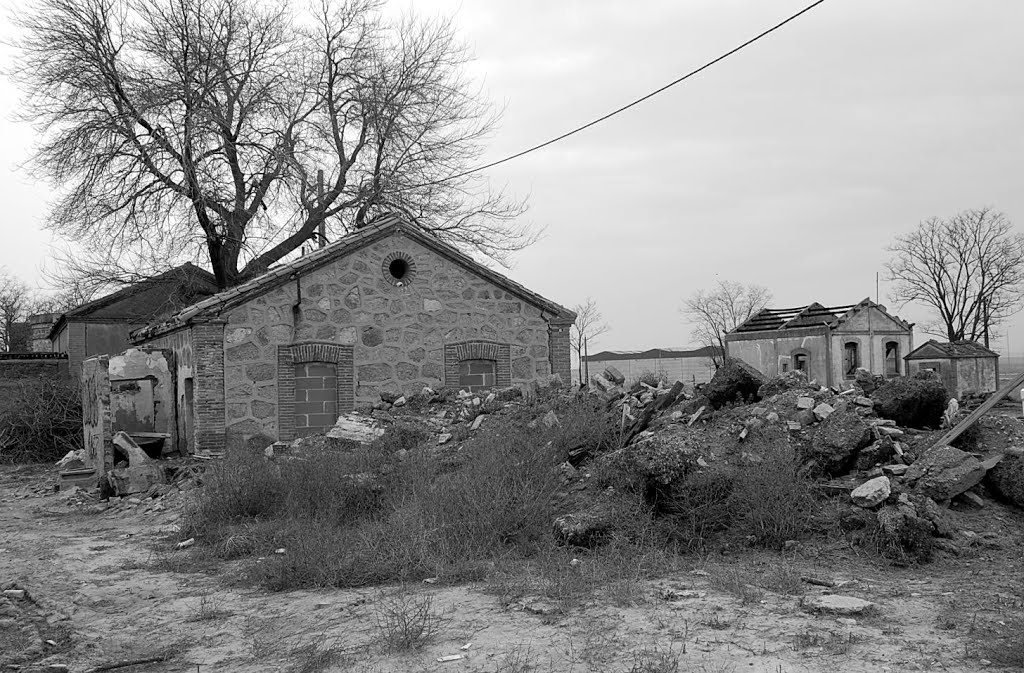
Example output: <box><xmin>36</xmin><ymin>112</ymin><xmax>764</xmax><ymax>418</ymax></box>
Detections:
<box><xmin>0</xmin><ymin>353</ymin><xmax>70</xmax><ymax>386</ymax></box>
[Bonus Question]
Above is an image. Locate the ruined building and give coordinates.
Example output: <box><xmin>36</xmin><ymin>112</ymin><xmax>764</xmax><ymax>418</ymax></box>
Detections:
<box><xmin>102</xmin><ymin>215</ymin><xmax>576</xmax><ymax>454</ymax></box>
<box><xmin>724</xmin><ymin>299</ymin><xmax>914</xmax><ymax>387</ymax></box>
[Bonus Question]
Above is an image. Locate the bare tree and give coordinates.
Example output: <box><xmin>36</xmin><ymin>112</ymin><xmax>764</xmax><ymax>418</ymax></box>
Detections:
<box><xmin>570</xmin><ymin>298</ymin><xmax>610</xmax><ymax>384</ymax></box>
<box><xmin>682</xmin><ymin>280</ymin><xmax>772</xmax><ymax>368</ymax></box>
<box><xmin>14</xmin><ymin>0</ymin><xmax>530</xmax><ymax>290</ymax></box>
<box><xmin>0</xmin><ymin>271</ymin><xmax>34</xmax><ymax>352</ymax></box>
<box><xmin>886</xmin><ymin>208</ymin><xmax>1024</xmax><ymax>346</ymax></box>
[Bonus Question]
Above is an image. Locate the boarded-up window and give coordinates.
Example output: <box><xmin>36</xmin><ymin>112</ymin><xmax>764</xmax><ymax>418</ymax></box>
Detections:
<box><xmin>884</xmin><ymin>341</ymin><xmax>900</xmax><ymax>376</ymax></box>
<box><xmin>294</xmin><ymin>362</ymin><xmax>338</xmax><ymax>437</ymax></box>
<box><xmin>459</xmin><ymin>359</ymin><xmax>496</xmax><ymax>392</ymax></box>
<box><xmin>844</xmin><ymin>342</ymin><xmax>859</xmax><ymax>378</ymax></box>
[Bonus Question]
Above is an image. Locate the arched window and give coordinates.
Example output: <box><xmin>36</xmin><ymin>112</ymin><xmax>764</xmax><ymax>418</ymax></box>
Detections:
<box><xmin>844</xmin><ymin>341</ymin><xmax>860</xmax><ymax>378</ymax></box>
<box><xmin>884</xmin><ymin>341</ymin><xmax>900</xmax><ymax>376</ymax></box>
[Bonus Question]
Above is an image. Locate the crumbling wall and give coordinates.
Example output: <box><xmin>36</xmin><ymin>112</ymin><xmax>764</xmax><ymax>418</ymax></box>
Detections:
<box><xmin>81</xmin><ymin>355</ymin><xmax>113</xmax><ymax>475</ymax></box>
<box><xmin>138</xmin><ymin>328</ymin><xmax>195</xmax><ymax>453</ymax></box>
<box><xmin>107</xmin><ymin>348</ymin><xmax>176</xmax><ymax>455</ymax></box>
<box><xmin>727</xmin><ymin>331</ymin><xmax>829</xmax><ymax>383</ymax></box>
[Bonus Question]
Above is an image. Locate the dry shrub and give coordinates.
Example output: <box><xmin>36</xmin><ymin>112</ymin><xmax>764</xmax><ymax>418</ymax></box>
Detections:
<box><xmin>657</xmin><ymin>431</ymin><xmax>818</xmax><ymax>550</ymax></box>
<box><xmin>188</xmin><ymin>408</ymin><xmax>567</xmax><ymax>590</ymax></box>
<box><xmin>871</xmin><ymin>374</ymin><xmax>948</xmax><ymax>429</ymax></box>
<box><xmin>0</xmin><ymin>379</ymin><xmax>82</xmax><ymax>463</ymax></box>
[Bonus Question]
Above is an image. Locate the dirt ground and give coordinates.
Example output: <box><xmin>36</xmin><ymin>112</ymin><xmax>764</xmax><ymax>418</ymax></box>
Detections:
<box><xmin>2</xmin><ymin>453</ymin><xmax>1023</xmax><ymax>673</ymax></box>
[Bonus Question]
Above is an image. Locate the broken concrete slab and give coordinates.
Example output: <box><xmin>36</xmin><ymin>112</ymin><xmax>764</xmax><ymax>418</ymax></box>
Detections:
<box><xmin>802</xmin><ymin>595</ymin><xmax>876</xmax><ymax>616</ymax></box>
<box><xmin>326</xmin><ymin>412</ymin><xmax>386</xmax><ymax>443</ymax></box>
<box><xmin>797</xmin><ymin>396</ymin><xmax>815</xmax><ymax>410</ymax></box>
<box><xmin>106</xmin><ymin>432</ymin><xmax>165</xmax><ymax>497</ymax></box>
<box><xmin>851</xmin><ymin>476</ymin><xmax>891</xmax><ymax>508</ymax></box>
<box><xmin>603</xmin><ymin>366</ymin><xmax>625</xmax><ymax>385</ymax></box>
<box><xmin>904</xmin><ymin>446</ymin><xmax>986</xmax><ymax>502</ymax></box>
<box><xmin>813</xmin><ymin>403</ymin><xmax>835</xmax><ymax>421</ymax></box>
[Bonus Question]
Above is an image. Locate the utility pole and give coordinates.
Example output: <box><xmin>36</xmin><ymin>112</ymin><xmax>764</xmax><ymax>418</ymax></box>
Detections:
<box><xmin>317</xmin><ymin>169</ymin><xmax>326</xmax><ymax>249</ymax></box>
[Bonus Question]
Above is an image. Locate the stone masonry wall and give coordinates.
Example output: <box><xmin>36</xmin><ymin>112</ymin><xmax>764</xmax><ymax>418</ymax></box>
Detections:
<box><xmin>218</xmin><ymin>232</ymin><xmax>558</xmax><ymax>450</ymax></box>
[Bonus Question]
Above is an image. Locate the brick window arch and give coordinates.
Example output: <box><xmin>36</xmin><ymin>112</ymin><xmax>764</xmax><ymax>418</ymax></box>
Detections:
<box><xmin>444</xmin><ymin>340</ymin><xmax>511</xmax><ymax>390</ymax></box>
<box><xmin>277</xmin><ymin>342</ymin><xmax>354</xmax><ymax>441</ymax></box>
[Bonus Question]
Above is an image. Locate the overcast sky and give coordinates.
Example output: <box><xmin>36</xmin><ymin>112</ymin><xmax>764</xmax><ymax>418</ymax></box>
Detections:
<box><xmin>1</xmin><ymin>0</ymin><xmax>1022</xmax><ymax>354</ymax></box>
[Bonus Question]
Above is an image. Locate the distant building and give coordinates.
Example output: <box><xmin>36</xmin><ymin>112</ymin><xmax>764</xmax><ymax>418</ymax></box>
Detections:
<box><xmin>725</xmin><ymin>298</ymin><xmax>914</xmax><ymax>387</ymax></box>
<box><xmin>904</xmin><ymin>340</ymin><xmax>999</xmax><ymax>398</ymax></box>
<box><xmin>583</xmin><ymin>346</ymin><xmax>720</xmax><ymax>385</ymax></box>
<box><xmin>49</xmin><ymin>263</ymin><xmax>219</xmax><ymax>375</ymax></box>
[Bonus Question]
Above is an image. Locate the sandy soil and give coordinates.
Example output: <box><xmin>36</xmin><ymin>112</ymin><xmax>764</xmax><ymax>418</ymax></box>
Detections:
<box><xmin>2</xmin><ymin>456</ymin><xmax>1023</xmax><ymax>673</ymax></box>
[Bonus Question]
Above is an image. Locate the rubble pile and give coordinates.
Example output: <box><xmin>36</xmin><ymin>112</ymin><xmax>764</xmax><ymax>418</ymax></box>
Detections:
<box><xmin>41</xmin><ymin>360</ymin><xmax>1024</xmax><ymax>563</ymax></box>
<box><xmin>578</xmin><ymin>361</ymin><xmax>1024</xmax><ymax>560</ymax></box>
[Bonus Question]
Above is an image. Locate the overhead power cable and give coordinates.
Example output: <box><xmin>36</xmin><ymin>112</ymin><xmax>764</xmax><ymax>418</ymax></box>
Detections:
<box><xmin>416</xmin><ymin>0</ymin><xmax>828</xmax><ymax>187</ymax></box>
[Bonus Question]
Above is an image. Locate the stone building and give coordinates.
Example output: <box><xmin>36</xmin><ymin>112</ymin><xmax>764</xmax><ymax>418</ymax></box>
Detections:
<box><xmin>725</xmin><ymin>298</ymin><xmax>914</xmax><ymax>387</ymax></box>
<box><xmin>904</xmin><ymin>339</ymin><xmax>999</xmax><ymax>398</ymax></box>
<box><xmin>49</xmin><ymin>264</ymin><xmax>218</xmax><ymax>375</ymax></box>
<box><xmin>131</xmin><ymin>215</ymin><xmax>576</xmax><ymax>453</ymax></box>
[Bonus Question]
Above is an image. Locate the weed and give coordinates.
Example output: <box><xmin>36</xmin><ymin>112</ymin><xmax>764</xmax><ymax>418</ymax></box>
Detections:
<box><xmin>374</xmin><ymin>588</ymin><xmax>441</xmax><ymax>653</ymax></box>
<box><xmin>287</xmin><ymin>638</ymin><xmax>350</xmax><ymax>673</ymax></box>
<box><xmin>630</xmin><ymin>643</ymin><xmax>682</xmax><ymax>673</ymax></box>
<box><xmin>708</xmin><ymin>566</ymin><xmax>765</xmax><ymax>605</ymax></box>
<box><xmin>700</xmin><ymin>614</ymin><xmax>732</xmax><ymax>630</ymax></box>
<box><xmin>495</xmin><ymin>643</ymin><xmax>536</xmax><ymax>673</ymax></box>
<box><xmin>756</xmin><ymin>562</ymin><xmax>805</xmax><ymax>596</ymax></box>
<box><xmin>186</xmin><ymin>593</ymin><xmax>230</xmax><ymax>622</ymax></box>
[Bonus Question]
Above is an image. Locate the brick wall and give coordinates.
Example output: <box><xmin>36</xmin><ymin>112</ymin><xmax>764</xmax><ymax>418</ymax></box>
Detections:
<box><xmin>192</xmin><ymin>320</ymin><xmax>226</xmax><ymax>454</ymax></box>
<box><xmin>276</xmin><ymin>342</ymin><xmax>354</xmax><ymax>442</ymax></box>
<box><xmin>443</xmin><ymin>340</ymin><xmax>511</xmax><ymax>389</ymax></box>
<box><xmin>547</xmin><ymin>319</ymin><xmax>572</xmax><ymax>383</ymax></box>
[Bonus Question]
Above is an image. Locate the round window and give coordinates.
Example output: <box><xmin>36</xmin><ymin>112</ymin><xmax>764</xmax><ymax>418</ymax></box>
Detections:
<box><xmin>382</xmin><ymin>252</ymin><xmax>416</xmax><ymax>287</ymax></box>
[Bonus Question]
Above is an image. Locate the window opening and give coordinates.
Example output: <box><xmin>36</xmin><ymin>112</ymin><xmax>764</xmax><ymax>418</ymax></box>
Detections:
<box><xmin>844</xmin><ymin>342</ymin><xmax>860</xmax><ymax>378</ymax></box>
<box><xmin>884</xmin><ymin>341</ymin><xmax>900</xmax><ymax>376</ymax></box>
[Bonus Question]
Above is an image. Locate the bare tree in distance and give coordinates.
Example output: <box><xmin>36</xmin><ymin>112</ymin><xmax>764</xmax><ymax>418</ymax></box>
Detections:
<box><xmin>682</xmin><ymin>280</ymin><xmax>772</xmax><ymax>368</ymax></box>
<box><xmin>0</xmin><ymin>271</ymin><xmax>37</xmax><ymax>352</ymax></box>
<box><xmin>13</xmin><ymin>0</ymin><xmax>531</xmax><ymax>290</ymax></box>
<box><xmin>570</xmin><ymin>298</ymin><xmax>610</xmax><ymax>384</ymax></box>
<box><xmin>886</xmin><ymin>208</ymin><xmax>1024</xmax><ymax>347</ymax></box>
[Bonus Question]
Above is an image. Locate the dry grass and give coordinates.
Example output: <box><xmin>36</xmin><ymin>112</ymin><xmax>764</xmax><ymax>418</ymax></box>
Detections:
<box><xmin>374</xmin><ymin>588</ymin><xmax>442</xmax><ymax>653</ymax></box>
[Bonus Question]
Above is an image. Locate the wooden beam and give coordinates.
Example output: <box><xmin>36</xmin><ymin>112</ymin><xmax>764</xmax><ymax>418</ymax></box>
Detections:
<box><xmin>931</xmin><ymin>369</ymin><xmax>1024</xmax><ymax>449</ymax></box>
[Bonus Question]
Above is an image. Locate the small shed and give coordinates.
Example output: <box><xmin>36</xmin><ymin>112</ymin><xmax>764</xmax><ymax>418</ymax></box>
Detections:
<box><xmin>903</xmin><ymin>340</ymin><xmax>999</xmax><ymax>398</ymax></box>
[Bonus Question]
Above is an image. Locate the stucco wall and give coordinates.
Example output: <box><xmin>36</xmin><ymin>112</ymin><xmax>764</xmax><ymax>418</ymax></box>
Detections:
<box><xmin>727</xmin><ymin>331</ymin><xmax>830</xmax><ymax>383</ymax></box>
<box><xmin>138</xmin><ymin>328</ymin><xmax>195</xmax><ymax>453</ymax></box>
<box><xmin>212</xmin><ymin>233</ymin><xmax>562</xmax><ymax>451</ymax></box>
<box><xmin>954</xmin><ymin>357</ymin><xmax>998</xmax><ymax>397</ymax></box>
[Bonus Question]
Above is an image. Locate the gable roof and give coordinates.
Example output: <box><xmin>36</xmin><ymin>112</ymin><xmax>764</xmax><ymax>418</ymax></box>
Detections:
<box><xmin>729</xmin><ymin>298</ymin><xmax>912</xmax><ymax>335</ymax></box>
<box><xmin>49</xmin><ymin>263</ymin><xmax>219</xmax><ymax>340</ymax></box>
<box><xmin>904</xmin><ymin>339</ymin><xmax>999</xmax><ymax>361</ymax></box>
<box><xmin>133</xmin><ymin>215</ymin><xmax>575</xmax><ymax>341</ymax></box>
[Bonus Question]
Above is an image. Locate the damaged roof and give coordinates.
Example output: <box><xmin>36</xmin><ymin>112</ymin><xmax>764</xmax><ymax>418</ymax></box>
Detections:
<box><xmin>133</xmin><ymin>215</ymin><xmax>576</xmax><ymax>341</ymax></box>
<box><xmin>904</xmin><ymin>339</ymin><xmax>1000</xmax><ymax>360</ymax></box>
<box><xmin>49</xmin><ymin>263</ymin><xmax>219</xmax><ymax>340</ymax></box>
<box><xmin>729</xmin><ymin>298</ymin><xmax>912</xmax><ymax>335</ymax></box>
